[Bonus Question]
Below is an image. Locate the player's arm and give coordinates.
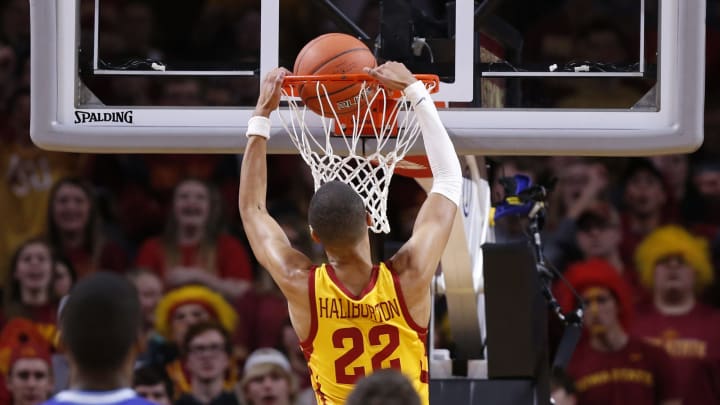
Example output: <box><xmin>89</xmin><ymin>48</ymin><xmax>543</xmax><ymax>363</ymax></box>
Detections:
<box><xmin>239</xmin><ymin>68</ymin><xmax>313</xmax><ymax>299</ymax></box>
<box><xmin>365</xmin><ymin>62</ymin><xmax>462</xmax><ymax>294</ymax></box>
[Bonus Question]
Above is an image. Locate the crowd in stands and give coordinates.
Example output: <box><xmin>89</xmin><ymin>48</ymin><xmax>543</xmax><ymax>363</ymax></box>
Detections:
<box><xmin>1</xmin><ymin>0</ymin><xmax>720</xmax><ymax>404</ymax></box>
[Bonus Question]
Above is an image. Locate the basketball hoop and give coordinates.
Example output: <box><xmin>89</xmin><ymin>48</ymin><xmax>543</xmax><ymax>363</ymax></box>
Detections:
<box><xmin>278</xmin><ymin>73</ymin><xmax>439</xmax><ymax>233</ymax></box>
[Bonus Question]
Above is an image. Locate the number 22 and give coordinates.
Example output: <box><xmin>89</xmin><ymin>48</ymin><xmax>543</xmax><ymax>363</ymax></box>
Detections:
<box><xmin>333</xmin><ymin>325</ymin><xmax>401</xmax><ymax>384</ymax></box>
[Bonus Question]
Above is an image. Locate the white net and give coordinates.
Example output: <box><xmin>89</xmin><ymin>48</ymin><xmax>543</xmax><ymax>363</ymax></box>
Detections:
<box><xmin>278</xmin><ymin>78</ymin><xmax>437</xmax><ymax>233</ymax></box>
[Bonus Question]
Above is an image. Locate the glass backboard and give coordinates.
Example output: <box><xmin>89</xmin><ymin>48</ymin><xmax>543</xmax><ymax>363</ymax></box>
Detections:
<box><xmin>29</xmin><ymin>0</ymin><xmax>705</xmax><ymax>155</ymax></box>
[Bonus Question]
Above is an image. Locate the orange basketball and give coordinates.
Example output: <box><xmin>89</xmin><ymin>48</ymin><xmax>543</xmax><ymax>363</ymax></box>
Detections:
<box><xmin>293</xmin><ymin>33</ymin><xmax>377</xmax><ymax>118</ymax></box>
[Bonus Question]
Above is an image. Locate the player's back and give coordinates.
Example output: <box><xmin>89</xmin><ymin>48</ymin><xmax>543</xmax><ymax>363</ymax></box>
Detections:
<box><xmin>300</xmin><ymin>262</ymin><xmax>429</xmax><ymax>405</ymax></box>
<box><xmin>44</xmin><ymin>388</ymin><xmax>155</xmax><ymax>405</ymax></box>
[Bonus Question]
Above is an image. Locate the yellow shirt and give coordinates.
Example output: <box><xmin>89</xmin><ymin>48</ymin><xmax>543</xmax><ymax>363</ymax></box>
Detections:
<box><xmin>301</xmin><ymin>263</ymin><xmax>429</xmax><ymax>405</ymax></box>
<box><xmin>0</xmin><ymin>143</ymin><xmax>84</xmax><ymax>284</ymax></box>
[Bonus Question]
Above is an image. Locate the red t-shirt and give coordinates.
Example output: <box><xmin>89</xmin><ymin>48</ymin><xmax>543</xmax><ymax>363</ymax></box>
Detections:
<box><xmin>567</xmin><ymin>337</ymin><xmax>680</xmax><ymax>405</ymax></box>
<box><xmin>135</xmin><ymin>234</ymin><xmax>253</xmax><ymax>281</ymax></box>
<box><xmin>235</xmin><ymin>289</ymin><xmax>289</xmax><ymax>351</ymax></box>
<box><xmin>632</xmin><ymin>303</ymin><xmax>720</xmax><ymax>403</ymax></box>
<box><xmin>62</xmin><ymin>240</ymin><xmax>128</xmax><ymax>279</ymax></box>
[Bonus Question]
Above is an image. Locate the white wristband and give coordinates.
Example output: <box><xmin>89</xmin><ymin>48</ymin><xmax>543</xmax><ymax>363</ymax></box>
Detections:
<box><xmin>246</xmin><ymin>116</ymin><xmax>271</xmax><ymax>139</ymax></box>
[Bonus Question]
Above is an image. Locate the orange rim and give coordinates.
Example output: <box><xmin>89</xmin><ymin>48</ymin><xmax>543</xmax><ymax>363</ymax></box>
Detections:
<box><xmin>282</xmin><ymin>73</ymin><xmax>440</xmax><ymax>97</ymax></box>
<box><xmin>393</xmin><ymin>156</ymin><xmax>433</xmax><ymax>178</ymax></box>
<box><xmin>282</xmin><ymin>74</ymin><xmax>440</xmax><ymax>136</ymax></box>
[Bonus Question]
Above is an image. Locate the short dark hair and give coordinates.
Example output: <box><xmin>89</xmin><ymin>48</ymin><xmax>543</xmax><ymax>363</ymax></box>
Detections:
<box><xmin>182</xmin><ymin>322</ymin><xmax>232</xmax><ymax>357</ymax></box>
<box><xmin>308</xmin><ymin>181</ymin><xmax>367</xmax><ymax>246</ymax></box>
<box><xmin>345</xmin><ymin>369</ymin><xmax>421</xmax><ymax>405</ymax></box>
<box><xmin>60</xmin><ymin>272</ymin><xmax>142</xmax><ymax>374</ymax></box>
<box><xmin>133</xmin><ymin>365</ymin><xmax>174</xmax><ymax>399</ymax></box>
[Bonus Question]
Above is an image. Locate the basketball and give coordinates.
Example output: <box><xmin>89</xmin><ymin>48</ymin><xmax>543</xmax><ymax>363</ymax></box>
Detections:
<box><xmin>293</xmin><ymin>33</ymin><xmax>377</xmax><ymax>118</ymax></box>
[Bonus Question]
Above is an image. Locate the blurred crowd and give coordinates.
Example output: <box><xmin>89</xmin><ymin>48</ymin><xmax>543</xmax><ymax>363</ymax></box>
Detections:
<box><xmin>1</xmin><ymin>0</ymin><xmax>719</xmax><ymax>404</ymax></box>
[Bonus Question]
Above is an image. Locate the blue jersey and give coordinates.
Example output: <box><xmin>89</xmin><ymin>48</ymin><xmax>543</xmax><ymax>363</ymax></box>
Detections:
<box><xmin>44</xmin><ymin>388</ymin><xmax>154</xmax><ymax>405</ymax></box>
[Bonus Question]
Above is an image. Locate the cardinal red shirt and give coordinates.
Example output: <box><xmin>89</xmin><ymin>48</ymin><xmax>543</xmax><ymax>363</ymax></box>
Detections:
<box><xmin>632</xmin><ymin>303</ymin><xmax>720</xmax><ymax>403</ymax></box>
<box><xmin>567</xmin><ymin>337</ymin><xmax>679</xmax><ymax>405</ymax></box>
<box><xmin>136</xmin><ymin>234</ymin><xmax>253</xmax><ymax>281</ymax></box>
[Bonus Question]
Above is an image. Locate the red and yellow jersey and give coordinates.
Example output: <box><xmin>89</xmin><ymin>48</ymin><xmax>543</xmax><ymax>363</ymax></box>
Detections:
<box><xmin>301</xmin><ymin>262</ymin><xmax>429</xmax><ymax>405</ymax></box>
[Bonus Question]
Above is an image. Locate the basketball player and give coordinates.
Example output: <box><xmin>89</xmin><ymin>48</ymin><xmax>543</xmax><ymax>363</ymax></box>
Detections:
<box><xmin>239</xmin><ymin>62</ymin><xmax>462</xmax><ymax>405</ymax></box>
<box><xmin>43</xmin><ymin>273</ymin><xmax>153</xmax><ymax>405</ymax></box>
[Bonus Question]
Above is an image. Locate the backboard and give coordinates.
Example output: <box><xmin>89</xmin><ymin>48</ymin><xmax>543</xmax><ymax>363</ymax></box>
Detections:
<box><xmin>30</xmin><ymin>0</ymin><xmax>705</xmax><ymax>155</ymax></box>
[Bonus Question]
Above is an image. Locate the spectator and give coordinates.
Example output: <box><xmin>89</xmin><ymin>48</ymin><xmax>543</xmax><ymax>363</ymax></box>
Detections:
<box><xmin>618</xmin><ymin>158</ymin><xmax>675</xmax><ymax>266</ymax></box>
<box><xmin>127</xmin><ymin>269</ymin><xmax>164</xmax><ymax>336</ymax></box>
<box><xmin>277</xmin><ymin>320</ymin><xmax>312</xmax><ymax>393</ymax></box>
<box><xmin>544</xmin><ymin>158</ymin><xmax>609</xmax><ymax>271</ymax></box>
<box><xmin>1</xmin><ymin>0</ymin><xmax>30</xmax><ymax>52</ymax></box>
<box><xmin>240</xmin><ymin>348</ymin><xmax>299</xmax><ymax>405</ymax></box>
<box><xmin>236</xmin><ymin>272</ymin><xmax>289</xmax><ymax>351</ymax></box>
<box><xmin>46</xmin><ymin>177</ymin><xmax>128</xmax><ymax>279</ymax></box>
<box><xmin>117</xmin><ymin>0</ymin><xmax>163</xmax><ymax>62</ymax></box>
<box><xmin>133</xmin><ymin>366</ymin><xmax>174</xmax><ymax>405</ymax></box>
<box><xmin>2</xmin><ymin>239</ymin><xmax>58</xmax><ymax>335</ymax></box>
<box><xmin>135</xmin><ymin>178</ymin><xmax>252</xmax><ymax>299</ymax></box>
<box><xmin>52</xmin><ymin>256</ymin><xmax>77</xmax><ymax>298</ymax></box>
<box><xmin>650</xmin><ymin>154</ymin><xmax>690</xmax><ymax>207</ymax></box>
<box><xmin>0</xmin><ymin>89</ymin><xmax>86</xmax><ymax>287</ymax></box>
<box><xmin>555</xmin><ymin>18</ymin><xmax>643</xmax><ymax>109</ymax></box>
<box><xmin>176</xmin><ymin>322</ymin><xmax>239</xmax><ymax>405</ymax></box>
<box><xmin>231</xmin><ymin>10</ymin><xmax>261</xmax><ymax>68</ymax></box>
<box><xmin>550</xmin><ymin>367</ymin><xmax>577</xmax><ymax>405</ymax></box>
<box><xmin>632</xmin><ymin>225</ymin><xmax>720</xmax><ymax>403</ymax></box>
<box><xmin>4</xmin><ymin>343</ymin><xmax>53</xmax><ymax>405</ymax></box>
<box><xmin>345</xmin><ymin>369</ymin><xmax>421</xmax><ymax>405</ymax></box>
<box><xmin>651</xmin><ymin>155</ymin><xmax>711</xmax><ymax>239</ymax></box>
<box><xmin>0</xmin><ymin>41</ymin><xmax>17</xmax><ymax>115</ymax></box>
<box><xmin>0</xmin><ymin>318</ymin><xmax>54</xmax><ymax>405</ymax></box>
<box><xmin>573</xmin><ymin>201</ymin><xmax>647</xmax><ymax>302</ymax></box>
<box><xmin>157</xmin><ymin>79</ymin><xmax>203</xmax><ymax>107</ymax></box>
<box><xmin>690</xmin><ymin>160</ymin><xmax>720</xmax><ymax>239</ymax></box>
<box><xmin>46</xmin><ymin>272</ymin><xmax>153</xmax><ymax>405</ymax></box>
<box><xmin>557</xmin><ymin>259</ymin><xmax>681</xmax><ymax>405</ymax></box>
<box><xmin>150</xmin><ymin>286</ymin><xmax>239</xmax><ymax>397</ymax></box>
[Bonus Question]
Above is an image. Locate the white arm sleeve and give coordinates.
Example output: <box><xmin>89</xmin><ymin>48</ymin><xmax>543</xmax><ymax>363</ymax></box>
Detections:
<box><xmin>404</xmin><ymin>80</ymin><xmax>463</xmax><ymax>206</ymax></box>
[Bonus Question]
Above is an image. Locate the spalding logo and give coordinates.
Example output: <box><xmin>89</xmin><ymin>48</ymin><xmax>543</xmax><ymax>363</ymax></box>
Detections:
<box><xmin>74</xmin><ymin>110</ymin><xmax>134</xmax><ymax>124</ymax></box>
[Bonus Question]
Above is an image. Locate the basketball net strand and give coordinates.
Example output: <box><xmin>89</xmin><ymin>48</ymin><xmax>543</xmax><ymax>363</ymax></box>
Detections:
<box><xmin>278</xmin><ymin>80</ymin><xmax>436</xmax><ymax>233</ymax></box>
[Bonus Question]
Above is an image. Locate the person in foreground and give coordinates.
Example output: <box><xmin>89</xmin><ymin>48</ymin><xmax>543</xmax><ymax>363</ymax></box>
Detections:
<box><xmin>43</xmin><ymin>272</ymin><xmax>154</xmax><ymax>405</ymax></box>
<box><xmin>345</xmin><ymin>369</ymin><xmax>421</xmax><ymax>405</ymax></box>
<box><xmin>239</xmin><ymin>62</ymin><xmax>462</xmax><ymax>405</ymax></box>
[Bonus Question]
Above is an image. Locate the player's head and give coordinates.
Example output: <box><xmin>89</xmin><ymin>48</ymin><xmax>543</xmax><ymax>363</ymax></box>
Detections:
<box><xmin>60</xmin><ymin>272</ymin><xmax>143</xmax><ymax>377</ymax></box>
<box><xmin>308</xmin><ymin>181</ymin><xmax>368</xmax><ymax>247</ymax></box>
<box><xmin>345</xmin><ymin>369</ymin><xmax>421</xmax><ymax>405</ymax></box>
